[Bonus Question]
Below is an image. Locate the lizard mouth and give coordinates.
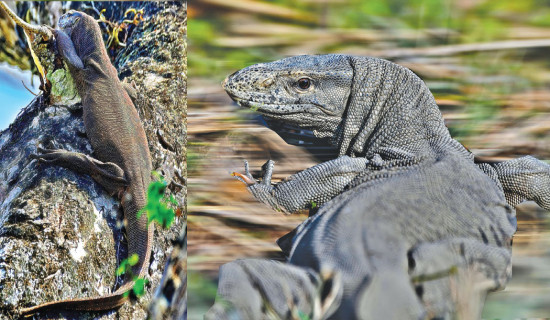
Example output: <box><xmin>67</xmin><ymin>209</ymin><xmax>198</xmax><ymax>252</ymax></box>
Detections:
<box><xmin>235</xmin><ymin>99</ymin><xmax>308</xmax><ymax>116</ymax></box>
<box><xmin>226</xmin><ymin>87</ymin><xmax>338</xmax><ymax>116</ymax></box>
<box><xmin>231</xmin><ymin>95</ymin><xmax>338</xmax><ymax>117</ymax></box>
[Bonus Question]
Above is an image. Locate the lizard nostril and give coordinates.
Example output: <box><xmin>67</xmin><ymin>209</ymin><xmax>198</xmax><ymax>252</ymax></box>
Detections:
<box><xmin>221</xmin><ymin>77</ymin><xmax>229</xmax><ymax>89</ymax></box>
<box><xmin>223</xmin><ymin>70</ymin><xmax>241</xmax><ymax>89</ymax></box>
<box><xmin>260</xmin><ymin>78</ymin><xmax>274</xmax><ymax>88</ymax></box>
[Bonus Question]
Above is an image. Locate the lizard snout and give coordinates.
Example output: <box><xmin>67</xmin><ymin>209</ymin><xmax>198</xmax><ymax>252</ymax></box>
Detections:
<box><xmin>221</xmin><ymin>76</ymin><xmax>230</xmax><ymax>89</ymax></box>
<box><xmin>222</xmin><ymin>70</ymin><xmax>239</xmax><ymax>90</ymax></box>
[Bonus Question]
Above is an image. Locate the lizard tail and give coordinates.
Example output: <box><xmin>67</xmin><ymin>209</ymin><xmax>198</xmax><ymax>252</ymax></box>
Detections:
<box><xmin>19</xmin><ymin>255</ymin><xmax>146</xmax><ymax>315</ymax></box>
<box><xmin>19</xmin><ymin>290</ymin><xmax>129</xmax><ymax>315</ymax></box>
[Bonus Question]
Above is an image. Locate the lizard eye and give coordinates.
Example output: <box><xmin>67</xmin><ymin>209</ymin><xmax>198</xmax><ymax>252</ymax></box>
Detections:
<box><xmin>297</xmin><ymin>78</ymin><xmax>311</xmax><ymax>90</ymax></box>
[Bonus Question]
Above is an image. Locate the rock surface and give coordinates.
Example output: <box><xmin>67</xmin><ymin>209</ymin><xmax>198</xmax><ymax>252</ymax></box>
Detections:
<box><xmin>0</xmin><ymin>2</ymin><xmax>186</xmax><ymax>319</ymax></box>
<box><xmin>148</xmin><ymin>223</ymin><xmax>187</xmax><ymax>320</ymax></box>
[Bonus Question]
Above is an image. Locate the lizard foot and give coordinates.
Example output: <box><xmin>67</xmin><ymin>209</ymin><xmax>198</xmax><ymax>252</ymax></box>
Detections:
<box><xmin>232</xmin><ymin>160</ymin><xmax>282</xmax><ymax>210</ymax></box>
<box><xmin>32</xmin><ymin>146</ymin><xmax>128</xmax><ymax>195</ymax></box>
<box><xmin>488</xmin><ymin>156</ymin><xmax>550</xmax><ymax>211</ymax></box>
<box><xmin>232</xmin><ymin>159</ymin><xmax>274</xmax><ymax>187</ymax></box>
<box><xmin>247</xmin><ymin>160</ymin><xmax>280</xmax><ymax>210</ymax></box>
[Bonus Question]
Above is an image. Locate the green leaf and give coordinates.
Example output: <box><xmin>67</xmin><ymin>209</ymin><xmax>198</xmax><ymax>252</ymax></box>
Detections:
<box><xmin>139</xmin><ymin>173</ymin><xmax>177</xmax><ymax>229</ymax></box>
<box><xmin>116</xmin><ymin>263</ymin><xmax>127</xmax><ymax>276</ymax></box>
<box><xmin>132</xmin><ymin>277</ymin><xmax>148</xmax><ymax>297</ymax></box>
<box><xmin>116</xmin><ymin>254</ymin><xmax>140</xmax><ymax>276</ymax></box>
<box><xmin>148</xmin><ymin>180</ymin><xmax>167</xmax><ymax>202</ymax></box>
<box><xmin>128</xmin><ymin>253</ymin><xmax>140</xmax><ymax>266</ymax></box>
<box><xmin>151</xmin><ymin>170</ymin><xmax>162</xmax><ymax>181</ymax></box>
<box><xmin>116</xmin><ymin>258</ymin><xmax>130</xmax><ymax>276</ymax></box>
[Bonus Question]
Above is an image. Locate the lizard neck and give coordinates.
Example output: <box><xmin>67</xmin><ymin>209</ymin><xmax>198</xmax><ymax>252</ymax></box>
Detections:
<box><xmin>339</xmin><ymin>56</ymin><xmax>469</xmax><ymax>161</ymax></box>
<box><xmin>65</xmin><ymin>15</ymin><xmax>118</xmax><ymax>98</ymax></box>
<box><xmin>70</xmin><ymin>16</ymin><xmax>108</xmax><ymax>64</ymax></box>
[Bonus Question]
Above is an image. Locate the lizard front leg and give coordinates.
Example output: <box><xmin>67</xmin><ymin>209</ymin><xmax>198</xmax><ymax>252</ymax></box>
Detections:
<box><xmin>234</xmin><ymin>156</ymin><xmax>368</xmax><ymax>213</ymax></box>
<box><xmin>31</xmin><ymin>147</ymin><xmax>127</xmax><ymax>195</ymax></box>
<box><xmin>480</xmin><ymin>156</ymin><xmax>550</xmax><ymax>210</ymax></box>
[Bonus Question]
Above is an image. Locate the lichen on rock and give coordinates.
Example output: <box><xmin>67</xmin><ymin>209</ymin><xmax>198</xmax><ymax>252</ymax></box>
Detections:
<box><xmin>47</xmin><ymin>67</ymin><xmax>80</xmax><ymax>106</ymax></box>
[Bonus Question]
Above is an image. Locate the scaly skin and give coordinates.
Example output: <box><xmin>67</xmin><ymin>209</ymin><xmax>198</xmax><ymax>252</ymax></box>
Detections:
<box><xmin>21</xmin><ymin>11</ymin><xmax>153</xmax><ymax>315</ymax></box>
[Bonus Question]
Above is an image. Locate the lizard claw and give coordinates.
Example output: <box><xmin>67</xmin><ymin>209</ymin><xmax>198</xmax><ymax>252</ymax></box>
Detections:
<box><xmin>260</xmin><ymin>160</ymin><xmax>274</xmax><ymax>186</ymax></box>
<box><xmin>30</xmin><ymin>146</ymin><xmax>56</xmax><ymax>163</ymax></box>
<box><xmin>29</xmin><ymin>153</ymin><xmax>41</xmax><ymax>162</ymax></box>
<box><xmin>232</xmin><ymin>160</ymin><xmax>257</xmax><ymax>186</ymax></box>
<box><xmin>232</xmin><ymin>172</ymin><xmax>256</xmax><ymax>186</ymax></box>
<box><xmin>244</xmin><ymin>160</ymin><xmax>254</xmax><ymax>180</ymax></box>
<box><xmin>232</xmin><ymin>160</ymin><xmax>276</xmax><ymax>187</ymax></box>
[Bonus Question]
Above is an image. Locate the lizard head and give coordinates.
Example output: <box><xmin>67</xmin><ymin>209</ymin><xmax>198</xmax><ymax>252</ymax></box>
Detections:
<box><xmin>58</xmin><ymin>11</ymin><xmax>84</xmax><ymax>39</ymax></box>
<box><xmin>223</xmin><ymin>55</ymin><xmax>354</xmax><ymax>145</ymax></box>
<box><xmin>58</xmin><ymin>11</ymin><xmax>103</xmax><ymax>60</ymax></box>
<box><xmin>225</xmin><ymin>55</ymin><xmax>462</xmax><ymax>159</ymax></box>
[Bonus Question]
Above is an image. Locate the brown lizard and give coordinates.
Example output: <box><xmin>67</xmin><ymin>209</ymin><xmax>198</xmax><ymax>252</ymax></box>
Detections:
<box><xmin>21</xmin><ymin>10</ymin><xmax>153</xmax><ymax>315</ymax></box>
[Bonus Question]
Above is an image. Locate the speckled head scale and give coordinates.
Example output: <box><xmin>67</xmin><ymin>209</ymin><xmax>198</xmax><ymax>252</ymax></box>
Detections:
<box><xmin>58</xmin><ymin>10</ymin><xmax>82</xmax><ymax>37</ymax></box>
<box><xmin>59</xmin><ymin>11</ymin><xmax>104</xmax><ymax>61</ymax></box>
<box><xmin>224</xmin><ymin>54</ymin><xmax>354</xmax><ymax>148</ymax></box>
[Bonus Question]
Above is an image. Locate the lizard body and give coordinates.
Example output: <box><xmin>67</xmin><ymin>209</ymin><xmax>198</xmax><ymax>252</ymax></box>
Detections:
<box><xmin>206</xmin><ymin>54</ymin><xmax>550</xmax><ymax>318</ymax></box>
<box><xmin>21</xmin><ymin>11</ymin><xmax>153</xmax><ymax>315</ymax></box>
<box><xmin>208</xmin><ymin>144</ymin><xmax>516</xmax><ymax>319</ymax></box>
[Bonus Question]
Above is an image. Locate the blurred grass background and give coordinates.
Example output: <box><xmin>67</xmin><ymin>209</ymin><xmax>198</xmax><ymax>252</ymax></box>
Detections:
<box><xmin>187</xmin><ymin>0</ymin><xmax>550</xmax><ymax>318</ymax></box>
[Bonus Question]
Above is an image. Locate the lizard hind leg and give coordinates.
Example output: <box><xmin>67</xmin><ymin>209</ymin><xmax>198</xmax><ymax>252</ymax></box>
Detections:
<box><xmin>478</xmin><ymin>156</ymin><xmax>550</xmax><ymax>210</ymax></box>
<box><xmin>205</xmin><ymin>259</ymin><xmax>339</xmax><ymax>320</ymax></box>
<box><xmin>31</xmin><ymin>147</ymin><xmax>128</xmax><ymax>195</ymax></box>
<box><xmin>408</xmin><ymin>238</ymin><xmax>511</xmax><ymax>319</ymax></box>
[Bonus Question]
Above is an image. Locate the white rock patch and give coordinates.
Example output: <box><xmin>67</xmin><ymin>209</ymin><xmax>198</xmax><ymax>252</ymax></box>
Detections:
<box><xmin>69</xmin><ymin>240</ymin><xmax>87</xmax><ymax>262</ymax></box>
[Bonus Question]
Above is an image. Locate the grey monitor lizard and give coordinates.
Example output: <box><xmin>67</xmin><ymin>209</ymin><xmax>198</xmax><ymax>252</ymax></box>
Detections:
<box><xmin>224</xmin><ymin>54</ymin><xmax>550</xmax><ymax>216</ymax></box>
<box><xmin>205</xmin><ymin>54</ymin><xmax>549</xmax><ymax>319</ymax></box>
<box><xmin>20</xmin><ymin>10</ymin><xmax>153</xmax><ymax>315</ymax></box>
